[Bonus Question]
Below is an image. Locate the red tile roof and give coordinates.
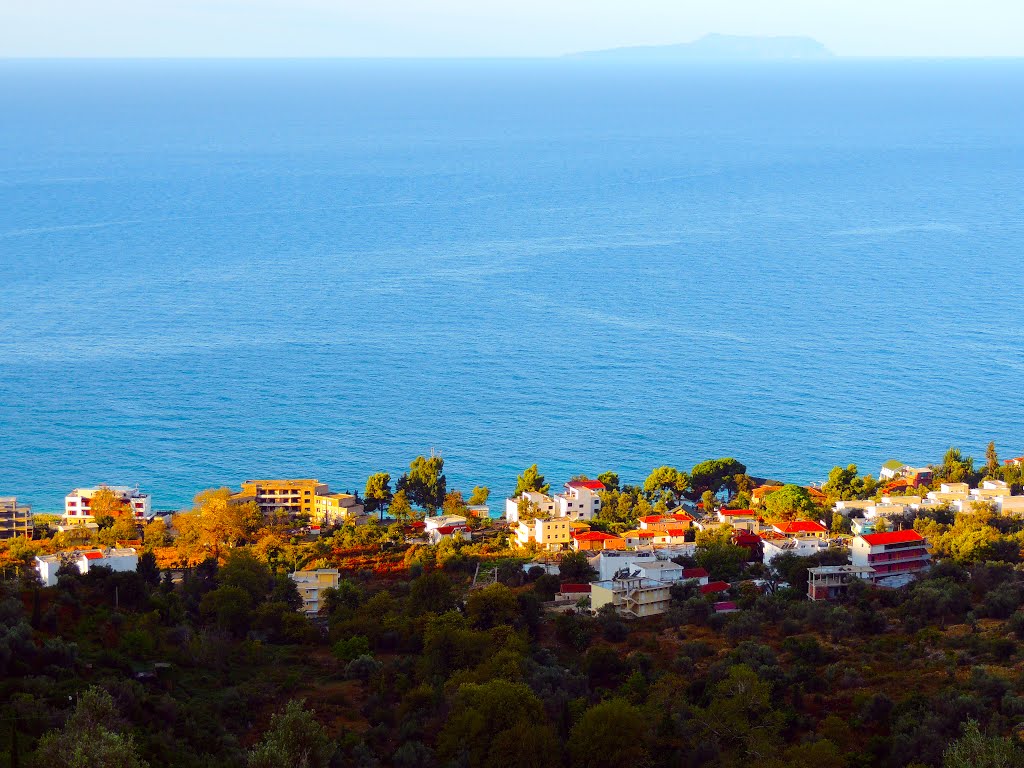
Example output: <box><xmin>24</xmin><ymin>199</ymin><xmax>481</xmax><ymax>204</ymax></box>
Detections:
<box><xmin>860</xmin><ymin>530</ymin><xmax>925</xmax><ymax>546</ymax></box>
<box><xmin>666</xmin><ymin>528</ymin><xmax>686</xmax><ymax>536</ymax></box>
<box><xmin>82</xmin><ymin>551</ymin><xmax>105</xmax><ymax>560</ymax></box>
<box><xmin>573</xmin><ymin>531</ymin><xmax>621</xmax><ymax>541</ymax></box>
<box><xmin>559</xmin><ymin>583</ymin><xmax>592</xmax><ymax>593</ymax></box>
<box><xmin>638</xmin><ymin>515</ymin><xmax>663</xmax><ymax>524</ymax></box>
<box><xmin>669</xmin><ymin>513</ymin><xmax>694</xmax><ymax>521</ymax></box>
<box><xmin>567</xmin><ymin>480</ymin><xmax>605</xmax><ymax>491</ymax></box>
<box><xmin>700</xmin><ymin>581</ymin><xmax>730</xmax><ymax>595</ymax></box>
<box><xmin>752</xmin><ymin>485</ymin><xmax>783</xmax><ymax>499</ymax></box>
<box><xmin>774</xmin><ymin>520</ymin><xmax>828</xmax><ymax>535</ymax></box>
<box><xmin>682</xmin><ymin>567</ymin><xmax>709</xmax><ymax>579</ymax></box>
<box><xmin>719</xmin><ymin>509</ymin><xmax>756</xmax><ymax>516</ymax></box>
<box><xmin>436</xmin><ymin>525</ymin><xmax>464</xmax><ymax>535</ymax></box>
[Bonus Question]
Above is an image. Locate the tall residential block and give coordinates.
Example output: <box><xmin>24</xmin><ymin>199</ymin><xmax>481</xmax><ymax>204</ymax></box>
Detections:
<box><xmin>0</xmin><ymin>497</ymin><xmax>33</xmax><ymax>539</ymax></box>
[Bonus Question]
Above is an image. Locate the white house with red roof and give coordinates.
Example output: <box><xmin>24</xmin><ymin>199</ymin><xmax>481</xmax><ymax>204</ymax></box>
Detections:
<box><xmin>424</xmin><ymin>515</ymin><xmax>470</xmax><ymax>545</ymax></box>
<box><xmin>35</xmin><ymin>547</ymin><xmax>140</xmax><ymax>586</ymax></box>
<box><xmin>772</xmin><ymin>520</ymin><xmax>828</xmax><ymax>539</ymax></box>
<box><xmin>555</xmin><ymin>480</ymin><xmax>604</xmax><ymax>521</ymax></box>
<box><xmin>851</xmin><ymin>530</ymin><xmax>930</xmax><ymax>580</ymax></box>
<box><xmin>681</xmin><ymin>567</ymin><xmax>710</xmax><ymax>585</ymax></box>
<box><xmin>716</xmin><ymin>509</ymin><xmax>760</xmax><ymax>532</ymax></box>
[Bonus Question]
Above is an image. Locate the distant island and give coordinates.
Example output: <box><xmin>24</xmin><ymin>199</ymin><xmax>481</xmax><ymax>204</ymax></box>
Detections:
<box><xmin>568</xmin><ymin>33</ymin><xmax>834</xmax><ymax>61</ymax></box>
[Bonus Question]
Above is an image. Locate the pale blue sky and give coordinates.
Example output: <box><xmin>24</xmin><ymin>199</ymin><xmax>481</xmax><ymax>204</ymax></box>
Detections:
<box><xmin>2</xmin><ymin>0</ymin><xmax>1022</xmax><ymax>58</ymax></box>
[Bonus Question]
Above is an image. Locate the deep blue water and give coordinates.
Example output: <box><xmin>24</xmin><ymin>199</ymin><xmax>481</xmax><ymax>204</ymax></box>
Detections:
<box><xmin>1</xmin><ymin>59</ymin><xmax>1023</xmax><ymax>512</ymax></box>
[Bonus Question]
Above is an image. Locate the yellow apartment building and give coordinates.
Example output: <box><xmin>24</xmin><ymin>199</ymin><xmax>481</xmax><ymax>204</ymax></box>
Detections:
<box><xmin>313</xmin><ymin>492</ymin><xmax>364</xmax><ymax>525</ymax></box>
<box><xmin>233</xmin><ymin>479</ymin><xmax>328</xmax><ymax>518</ymax></box>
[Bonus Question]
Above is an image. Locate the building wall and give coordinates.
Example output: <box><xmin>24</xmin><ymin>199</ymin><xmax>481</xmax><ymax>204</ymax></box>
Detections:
<box><xmin>0</xmin><ymin>497</ymin><xmax>33</xmax><ymax>540</ymax></box>
<box><xmin>65</xmin><ymin>487</ymin><xmax>151</xmax><ymax>520</ymax></box>
<box><xmin>238</xmin><ymin>479</ymin><xmax>328</xmax><ymax>517</ymax></box>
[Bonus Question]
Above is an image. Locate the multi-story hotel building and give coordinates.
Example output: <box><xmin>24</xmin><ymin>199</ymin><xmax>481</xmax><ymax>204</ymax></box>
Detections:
<box><xmin>64</xmin><ymin>486</ymin><xmax>152</xmax><ymax>520</ymax></box>
<box><xmin>0</xmin><ymin>497</ymin><xmax>33</xmax><ymax>539</ymax></box>
<box><xmin>232</xmin><ymin>479</ymin><xmax>328</xmax><ymax>518</ymax></box>
<box><xmin>851</xmin><ymin>529</ymin><xmax>930</xmax><ymax>577</ymax></box>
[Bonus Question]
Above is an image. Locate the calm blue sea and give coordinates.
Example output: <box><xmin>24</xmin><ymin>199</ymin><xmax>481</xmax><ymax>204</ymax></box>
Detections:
<box><xmin>1</xmin><ymin>59</ymin><xmax>1023</xmax><ymax>512</ymax></box>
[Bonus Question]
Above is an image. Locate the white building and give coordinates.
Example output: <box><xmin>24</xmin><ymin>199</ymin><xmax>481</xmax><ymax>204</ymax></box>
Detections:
<box><xmin>65</xmin><ymin>486</ymin><xmax>152</xmax><ymax>520</ymax></box>
<box><xmin>554</xmin><ymin>480</ymin><xmax>604</xmax><ymax>521</ymax></box>
<box><xmin>289</xmin><ymin>569</ymin><xmax>340</xmax><ymax>615</ymax></box>
<box><xmin>423</xmin><ymin>515</ymin><xmax>470</xmax><ymax>545</ymax></box>
<box><xmin>36</xmin><ymin>547</ymin><xmax>139</xmax><ymax>587</ymax></box>
<box><xmin>35</xmin><ymin>555</ymin><xmax>62</xmax><ymax>587</ymax></box>
<box><xmin>505</xmin><ymin>491</ymin><xmax>557</xmax><ymax>523</ymax></box>
<box><xmin>506</xmin><ymin>480</ymin><xmax>604</xmax><ymax>524</ymax></box>
<box><xmin>998</xmin><ymin>496</ymin><xmax>1024</xmax><ymax>516</ymax></box>
<box><xmin>851</xmin><ymin>530</ymin><xmax>930</xmax><ymax>583</ymax></box>
<box><xmin>590</xmin><ymin>576</ymin><xmax>672</xmax><ymax>618</ymax></box>
<box><xmin>76</xmin><ymin>548</ymin><xmax>139</xmax><ymax>575</ymax></box>
<box><xmin>591</xmin><ymin>550</ymin><xmax>661</xmax><ymax>581</ymax></box>
<box><xmin>631</xmin><ymin>560</ymin><xmax>685</xmax><ymax>584</ymax></box>
<box><xmin>762</xmin><ymin>536</ymin><xmax>828</xmax><ymax>565</ymax></box>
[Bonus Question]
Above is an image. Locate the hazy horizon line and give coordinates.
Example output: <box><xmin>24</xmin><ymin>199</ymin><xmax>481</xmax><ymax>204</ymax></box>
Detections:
<box><xmin>3</xmin><ymin>53</ymin><xmax>1024</xmax><ymax>62</ymax></box>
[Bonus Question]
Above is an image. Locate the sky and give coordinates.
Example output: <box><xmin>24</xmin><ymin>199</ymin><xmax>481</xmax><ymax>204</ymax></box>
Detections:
<box><xmin>2</xmin><ymin>0</ymin><xmax>1023</xmax><ymax>58</ymax></box>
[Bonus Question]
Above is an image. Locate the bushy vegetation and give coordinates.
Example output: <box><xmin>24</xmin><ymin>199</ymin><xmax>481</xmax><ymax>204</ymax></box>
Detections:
<box><xmin>2</xmin><ymin>447</ymin><xmax>1024</xmax><ymax>767</ymax></box>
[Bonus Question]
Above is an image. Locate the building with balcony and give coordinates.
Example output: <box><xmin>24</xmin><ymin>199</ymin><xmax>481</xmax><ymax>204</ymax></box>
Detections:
<box><xmin>590</xmin><ymin>576</ymin><xmax>672</xmax><ymax>618</ymax></box>
<box><xmin>555</xmin><ymin>480</ymin><xmax>604</xmax><ymax>521</ymax></box>
<box><xmin>0</xmin><ymin>497</ymin><xmax>32</xmax><ymax>540</ymax></box>
<box><xmin>807</xmin><ymin>564</ymin><xmax>877</xmax><ymax>601</ymax></box>
<box><xmin>233</xmin><ymin>479</ymin><xmax>328</xmax><ymax>518</ymax></box>
<box><xmin>289</xmin><ymin>569</ymin><xmax>340</xmax><ymax>615</ymax></box>
<box><xmin>515</xmin><ymin>517</ymin><xmax>572</xmax><ymax>551</ymax></box>
<box><xmin>505</xmin><ymin>491</ymin><xmax>558</xmax><ymax>523</ymax></box>
<box><xmin>64</xmin><ymin>486</ymin><xmax>152</xmax><ymax>520</ymax></box>
<box><xmin>313</xmin><ymin>492</ymin><xmax>364</xmax><ymax>525</ymax></box>
<box><xmin>851</xmin><ymin>530</ymin><xmax>930</xmax><ymax>578</ymax></box>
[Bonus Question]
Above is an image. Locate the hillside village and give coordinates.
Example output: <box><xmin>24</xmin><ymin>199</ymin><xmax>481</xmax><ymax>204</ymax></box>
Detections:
<box><xmin>3</xmin><ymin>446</ymin><xmax>1024</xmax><ymax>767</ymax></box>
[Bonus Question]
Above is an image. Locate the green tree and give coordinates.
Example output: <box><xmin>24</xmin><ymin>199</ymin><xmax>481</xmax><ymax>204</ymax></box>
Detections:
<box><xmin>437</xmin><ymin>680</ymin><xmax>554</xmax><ymax>768</ymax></box>
<box><xmin>34</xmin><ymin>687</ymin><xmax>149</xmax><ymax>768</ymax></box>
<box><xmin>143</xmin><ymin>518</ymin><xmax>169</xmax><ymax>547</ymax></box>
<box><xmin>247</xmin><ymin>699</ymin><xmax>333</xmax><ymax>768</ymax></box>
<box><xmin>693</xmin><ymin>664</ymin><xmax>782</xmax><ymax>766</ymax></box>
<box><xmin>364</xmin><ymin>472</ymin><xmax>393</xmax><ymax>519</ymax></box>
<box><xmin>465</xmin><ymin>583</ymin><xmax>519</xmax><ymax>630</ymax></box>
<box><xmin>701</xmin><ymin>490</ymin><xmax>718</xmax><ymax>514</ymax></box>
<box><xmin>409</xmin><ymin>571</ymin><xmax>458</xmax><ymax>614</ymax></box>
<box><xmin>986</xmin><ymin>442</ymin><xmax>1000</xmax><ymax>476</ymax></box>
<box><xmin>514</xmin><ymin>464</ymin><xmax>549</xmax><ymax>496</ymax></box>
<box><xmin>822</xmin><ymin>464</ymin><xmax>877</xmax><ymax>502</ymax></box>
<box><xmin>389</xmin><ymin>490</ymin><xmax>413</xmax><ymax>523</ymax></box>
<box><xmin>694</xmin><ymin>536</ymin><xmax>749</xmax><ymax>582</ymax></box>
<box><xmin>943</xmin><ymin>719</ymin><xmax>1024</xmax><ymax>768</ymax></box>
<box><xmin>598</xmin><ymin>471</ymin><xmax>620</xmax><ymax>491</ymax></box>
<box><xmin>88</xmin><ymin>487</ymin><xmax>132</xmax><ymax>520</ymax></box>
<box><xmin>568</xmin><ymin>698</ymin><xmax>648</xmax><ymax>768</ymax></box>
<box><xmin>199</xmin><ymin>585</ymin><xmax>253</xmax><ymax>637</ymax></box>
<box><xmin>442</xmin><ymin>490</ymin><xmax>469</xmax><ymax>518</ymax></box>
<box><xmin>397</xmin><ymin>455</ymin><xmax>447</xmax><ymax>511</ymax></box>
<box><xmin>558</xmin><ymin>551</ymin><xmax>597</xmax><ymax>583</ymax></box>
<box><xmin>937</xmin><ymin>447</ymin><xmax>976</xmax><ymax>484</ymax></box>
<box><xmin>690</xmin><ymin>458</ymin><xmax>747</xmax><ymax>497</ymax></box>
<box><xmin>763</xmin><ymin>484</ymin><xmax>817</xmax><ymax>522</ymax></box>
<box><xmin>643</xmin><ymin>466</ymin><xmax>687</xmax><ymax>504</ymax></box>
<box><xmin>468</xmin><ymin>486</ymin><xmax>490</xmax><ymax>505</ymax></box>
<box><xmin>516</xmin><ymin>495</ymin><xmax>541</xmax><ymax>522</ymax></box>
